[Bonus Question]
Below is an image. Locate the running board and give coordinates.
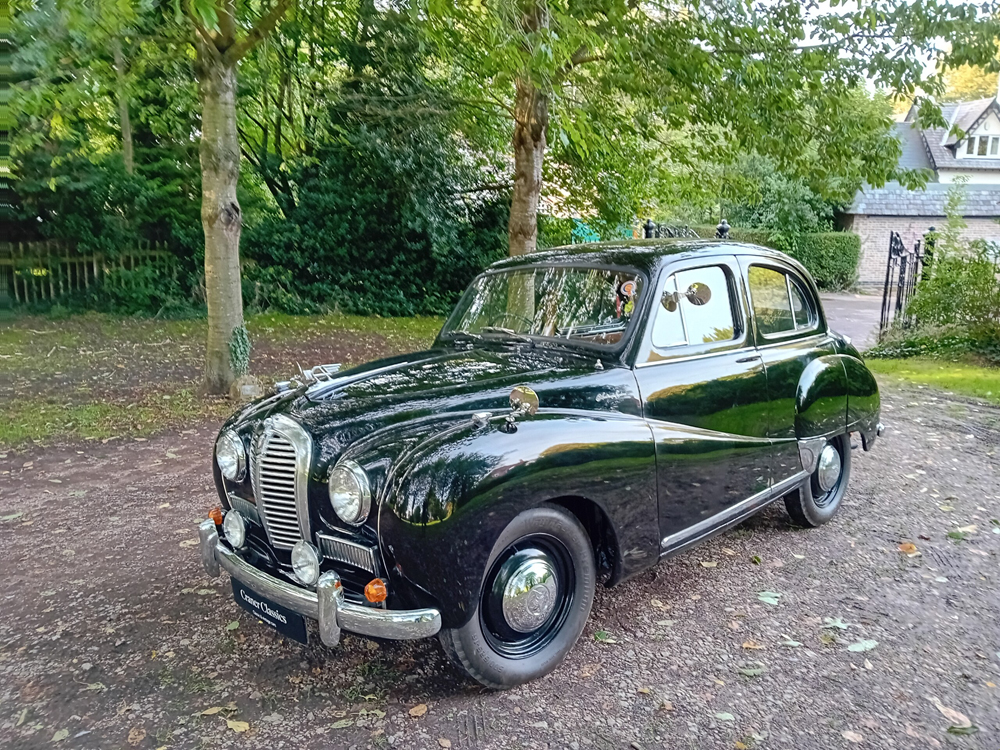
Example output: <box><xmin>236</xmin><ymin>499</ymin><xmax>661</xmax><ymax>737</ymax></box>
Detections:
<box><xmin>659</xmin><ymin>471</ymin><xmax>809</xmax><ymax>559</ymax></box>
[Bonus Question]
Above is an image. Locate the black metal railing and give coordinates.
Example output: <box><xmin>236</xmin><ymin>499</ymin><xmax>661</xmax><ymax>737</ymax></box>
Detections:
<box><xmin>878</xmin><ymin>231</ymin><xmax>927</xmax><ymax>339</ymax></box>
<box><xmin>642</xmin><ymin>220</ymin><xmax>701</xmax><ymax>239</ymax></box>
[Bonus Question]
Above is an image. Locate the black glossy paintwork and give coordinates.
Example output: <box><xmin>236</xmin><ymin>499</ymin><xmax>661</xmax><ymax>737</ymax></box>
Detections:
<box><xmin>211</xmin><ymin>240</ymin><xmax>882</xmax><ymax>628</ymax></box>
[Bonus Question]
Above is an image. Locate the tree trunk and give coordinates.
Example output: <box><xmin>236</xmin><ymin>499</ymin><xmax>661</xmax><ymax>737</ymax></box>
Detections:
<box><xmin>508</xmin><ymin>76</ymin><xmax>548</xmax><ymax>256</ymax></box>
<box><xmin>112</xmin><ymin>38</ymin><xmax>133</xmax><ymax>175</ymax></box>
<box><xmin>197</xmin><ymin>49</ymin><xmax>245</xmax><ymax>395</ymax></box>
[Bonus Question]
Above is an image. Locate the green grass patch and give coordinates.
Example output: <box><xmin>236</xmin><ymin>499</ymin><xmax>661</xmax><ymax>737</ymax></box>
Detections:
<box><xmin>866</xmin><ymin>358</ymin><xmax>1000</xmax><ymax>405</ymax></box>
<box><xmin>0</xmin><ymin>389</ymin><xmax>230</xmax><ymax>449</ymax></box>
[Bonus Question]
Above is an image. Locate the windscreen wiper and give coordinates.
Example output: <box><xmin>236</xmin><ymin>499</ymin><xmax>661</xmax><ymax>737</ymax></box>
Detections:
<box><xmin>480</xmin><ymin>326</ymin><xmax>535</xmax><ymax>346</ymax></box>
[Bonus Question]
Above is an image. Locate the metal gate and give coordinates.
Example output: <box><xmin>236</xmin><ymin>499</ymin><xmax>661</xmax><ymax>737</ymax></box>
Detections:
<box><xmin>878</xmin><ymin>231</ymin><xmax>926</xmax><ymax>339</ymax></box>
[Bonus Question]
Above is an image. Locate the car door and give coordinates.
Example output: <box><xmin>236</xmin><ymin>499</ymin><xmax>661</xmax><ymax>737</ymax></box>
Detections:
<box><xmin>632</xmin><ymin>255</ymin><xmax>772</xmax><ymax>550</ymax></box>
<box><xmin>739</xmin><ymin>258</ymin><xmax>840</xmax><ymax>482</ymax></box>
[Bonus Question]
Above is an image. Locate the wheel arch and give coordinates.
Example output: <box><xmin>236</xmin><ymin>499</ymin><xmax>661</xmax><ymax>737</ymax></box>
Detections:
<box><xmin>547</xmin><ymin>495</ymin><xmax>622</xmax><ymax>587</ymax></box>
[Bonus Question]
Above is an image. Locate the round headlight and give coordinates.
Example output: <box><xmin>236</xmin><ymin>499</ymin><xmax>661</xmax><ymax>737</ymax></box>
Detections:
<box><xmin>215</xmin><ymin>431</ymin><xmax>246</xmax><ymax>481</ymax></box>
<box><xmin>327</xmin><ymin>460</ymin><xmax>371</xmax><ymax>526</ymax></box>
<box><xmin>222</xmin><ymin>509</ymin><xmax>246</xmax><ymax>549</ymax></box>
<box><xmin>291</xmin><ymin>541</ymin><xmax>321</xmax><ymax>586</ymax></box>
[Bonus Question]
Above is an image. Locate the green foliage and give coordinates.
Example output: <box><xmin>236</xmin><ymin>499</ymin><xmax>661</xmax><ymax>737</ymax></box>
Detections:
<box><xmin>691</xmin><ymin>226</ymin><xmax>860</xmax><ymax>290</ymax></box>
<box><xmin>229</xmin><ymin>325</ymin><xmax>251</xmax><ymax>377</ymax></box>
<box><xmin>898</xmin><ymin>181</ymin><xmax>1000</xmax><ymax>357</ymax></box>
<box><xmin>788</xmin><ymin>234</ymin><xmax>861</xmax><ymax>291</ymax></box>
<box><xmin>868</xmin><ymin>326</ymin><xmax>1000</xmax><ymax>366</ymax></box>
<box><xmin>243</xmin><ymin>130</ymin><xmax>508</xmax><ymax>316</ymax></box>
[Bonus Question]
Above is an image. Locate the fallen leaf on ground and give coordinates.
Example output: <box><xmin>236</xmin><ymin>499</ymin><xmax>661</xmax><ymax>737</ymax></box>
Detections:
<box><xmin>847</xmin><ymin>639</ymin><xmax>879</xmax><ymax>653</ymax></box>
<box><xmin>823</xmin><ymin>617</ymin><xmax>849</xmax><ymax>630</ymax></box>
<box><xmin>842</xmin><ymin>730</ymin><xmax>864</xmax><ymax>743</ymax></box>
<box><xmin>757</xmin><ymin>591</ymin><xmax>781</xmax><ymax>606</ymax></box>
<box><xmin>200</xmin><ymin>707</ymin><xmax>224</xmax><ymax>715</ymax></box>
<box><xmin>955</xmin><ymin>525</ymin><xmax>978</xmax><ymax>534</ymax></box>
<box><xmin>637</xmin><ymin>687</ymin><xmax>651</xmax><ymax>694</ymax></box>
<box><xmin>438</xmin><ymin>740</ymin><xmax>452</xmax><ymax>749</ymax></box>
<box><xmin>715</xmin><ymin>712</ymin><xmax>735</xmax><ymax>722</ymax></box>
<box><xmin>330</xmin><ymin>719</ymin><xmax>354</xmax><ymax>729</ymax></box>
<box><xmin>579</xmin><ymin>663</ymin><xmax>602</xmax><ymax>678</ymax></box>
<box><xmin>409</xmin><ymin>704</ymin><xmax>428</xmax><ymax>718</ymax></box>
<box><xmin>930</xmin><ymin>697</ymin><xmax>972</xmax><ymax>729</ymax></box>
<box><xmin>660</xmin><ymin>701</ymin><xmax>674</xmax><ymax>711</ymax></box>
<box><xmin>898</xmin><ymin>542</ymin><xmax>918</xmax><ymax>555</ymax></box>
<box><xmin>742</xmin><ymin>640</ymin><xmax>764</xmax><ymax>650</ymax></box>
<box><xmin>737</xmin><ymin>664</ymin><xmax>766</xmax><ymax>677</ymax></box>
<box><xmin>226</xmin><ymin>720</ymin><xmax>250</xmax><ymax>733</ymax></box>
<box><xmin>127</xmin><ymin>727</ymin><xmax>146</xmax><ymax>745</ymax></box>
<box><xmin>226</xmin><ymin>620</ymin><xmax>239</xmax><ymax>631</ymax></box>
<box><xmin>52</xmin><ymin>729</ymin><xmax>69</xmax><ymax>743</ymax></box>
<box><xmin>700</xmin><ymin>561</ymin><xmax>717</xmax><ymax>568</ymax></box>
<box><xmin>946</xmin><ymin>725</ymin><xmax>979</xmax><ymax>736</ymax></box>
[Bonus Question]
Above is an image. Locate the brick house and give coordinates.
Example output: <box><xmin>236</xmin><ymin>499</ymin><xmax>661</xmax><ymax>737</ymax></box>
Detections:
<box><xmin>840</xmin><ymin>93</ymin><xmax>1000</xmax><ymax>289</ymax></box>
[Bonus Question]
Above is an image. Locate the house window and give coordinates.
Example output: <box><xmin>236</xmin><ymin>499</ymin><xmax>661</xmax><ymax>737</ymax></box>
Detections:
<box><xmin>966</xmin><ymin>135</ymin><xmax>1000</xmax><ymax>158</ymax></box>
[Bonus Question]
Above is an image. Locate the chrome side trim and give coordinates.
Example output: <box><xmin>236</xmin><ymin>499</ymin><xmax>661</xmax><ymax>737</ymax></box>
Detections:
<box><xmin>200</xmin><ymin>533</ymin><xmax>441</xmax><ymax>645</ymax></box>
<box><xmin>659</xmin><ymin>470</ymin><xmax>809</xmax><ymax>557</ymax></box>
<box><xmin>316</xmin><ymin>533</ymin><xmax>379</xmax><ymax>573</ymax></box>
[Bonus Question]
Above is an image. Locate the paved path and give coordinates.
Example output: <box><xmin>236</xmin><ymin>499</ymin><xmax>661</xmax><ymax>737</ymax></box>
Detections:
<box><xmin>2</xmin><ymin>383</ymin><xmax>998</xmax><ymax>749</ymax></box>
<box><xmin>821</xmin><ymin>292</ymin><xmax>883</xmax><ymax>350</ymax></box>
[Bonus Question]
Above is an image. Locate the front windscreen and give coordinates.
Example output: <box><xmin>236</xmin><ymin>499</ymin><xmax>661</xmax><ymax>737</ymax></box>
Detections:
<box><xmin>441</xmin><ymin>265</ymin><xmax>645</xmax><ymax>349</ymax></box>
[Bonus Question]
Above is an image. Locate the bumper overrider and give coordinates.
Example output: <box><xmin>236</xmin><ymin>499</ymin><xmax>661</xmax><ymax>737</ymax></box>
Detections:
<box><xmin>198</xmin><ymin>520</ymin><xmax>441</xmax><ymax>646</ymax></box>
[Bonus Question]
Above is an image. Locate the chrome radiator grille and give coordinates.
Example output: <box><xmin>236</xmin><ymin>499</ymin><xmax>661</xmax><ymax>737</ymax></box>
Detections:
<box><xmin>252</xmin><ymin>415</ymin><xmax>312</xmax><ymax>550</ymax></box>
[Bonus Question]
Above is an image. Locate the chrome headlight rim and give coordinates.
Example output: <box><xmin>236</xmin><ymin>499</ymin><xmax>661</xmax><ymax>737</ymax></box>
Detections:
<box><xmin>327</xmin><ymin>459</ymin><xmax>372</xmax><ymax>526</ymax></box>
<box><xmin>215</xmin><ymin>430</ymin><xmax>246</xmax><ymax>482</ymax></box>
<box><xmin>222</xmin><ymin>509</ymin><xmax>247</xmax><ymax>550</ymax></box>
<box><xmin>291</xmin><ymin>540</ymin><xmax>321</xmax><ymax>586</ymax></box>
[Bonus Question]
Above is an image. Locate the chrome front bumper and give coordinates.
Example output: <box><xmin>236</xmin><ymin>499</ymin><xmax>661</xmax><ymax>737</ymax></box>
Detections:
<box><xmin>198</xmin><ymin>520</ymin><xmax>441</xmax><ymax>646</ymax></box>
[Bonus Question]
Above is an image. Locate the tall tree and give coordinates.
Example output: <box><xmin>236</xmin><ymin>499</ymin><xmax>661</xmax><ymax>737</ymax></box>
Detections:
<box><xmin>186</xmin><ymin>0</ymin><xmax>293</xmax><ymax>393</ymax></box>
<box><xmin>428</xmin><ymin>0</ymin><xmax>1000</xmax><ymax>257</ymax></box>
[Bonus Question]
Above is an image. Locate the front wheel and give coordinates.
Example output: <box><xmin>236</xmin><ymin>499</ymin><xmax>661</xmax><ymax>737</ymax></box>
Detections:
<box><xmin>438</xmin><ymin>505</ymin><xmax>596</xmax><ymax>689</ymax></box>
<box><xmin>784</xmin><ymin>432</ymin><xmax>852</xmax><ymax>527</ymax></box>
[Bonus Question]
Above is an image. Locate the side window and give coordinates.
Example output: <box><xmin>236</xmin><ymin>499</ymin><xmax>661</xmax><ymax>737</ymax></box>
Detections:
<box><xmin>651</xmin><ymin>265</ymin><xmax>737</xmax><ymax>349</ymax></box>
<box><xmin>748</xmin><ymin>265</ymin><xmax>817</xmax><ymax>337</ymax></box>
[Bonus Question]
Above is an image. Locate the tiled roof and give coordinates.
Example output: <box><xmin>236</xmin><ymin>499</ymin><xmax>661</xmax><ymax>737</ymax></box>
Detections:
<box><xmin>893</xmin><ymin>122</ymin><xmax>932</xmax><ymax>171</ymax></box>
<box><xmin>921</xmin><ymin>98</ymin><xmax>1000</xmax><ymax>171</ymax></box>
<box><xmin>846</xmin><ymin>182</ymin><xmax>1000</xmax><ymax>217</ymax></box>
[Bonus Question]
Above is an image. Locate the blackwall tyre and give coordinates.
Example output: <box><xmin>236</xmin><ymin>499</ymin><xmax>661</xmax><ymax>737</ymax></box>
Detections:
<box><xmin>785</xmin><ymin>432</ymin><xmax>852</xmax><ymax>528</ymax></box>
<box><xmin>438</xmin><ymin>505</ymin><xmax>596</xmax><ymax>689</ymax></box>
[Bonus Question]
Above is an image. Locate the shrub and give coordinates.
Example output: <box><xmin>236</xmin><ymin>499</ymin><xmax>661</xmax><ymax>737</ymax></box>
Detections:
<box><xmin>788</xmin><ymin>233</ymin><xmax>861</xmax><ymax>290</ymax></box>
<box><xmin>692</xmin><ymin>226</ymin><xmax>860</xmax><ymax>290</ymax></box>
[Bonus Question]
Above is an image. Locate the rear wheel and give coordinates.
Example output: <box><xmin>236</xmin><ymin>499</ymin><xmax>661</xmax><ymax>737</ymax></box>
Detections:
<box><xmin>438</xmin><ymin>505</ymin><xmax>596</xmax><ymax>689</ymax></box>
<box><xmin>785</xmin><ymin>433</ymin><xmax>851</xmax><ymax>527</ymax></box>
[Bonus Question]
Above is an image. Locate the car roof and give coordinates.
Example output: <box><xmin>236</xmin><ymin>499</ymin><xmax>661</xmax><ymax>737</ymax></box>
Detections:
<box><xmin>489</xmin><ymin>239</ymin><xmax>800</xmax><ymax>277</ymax></box>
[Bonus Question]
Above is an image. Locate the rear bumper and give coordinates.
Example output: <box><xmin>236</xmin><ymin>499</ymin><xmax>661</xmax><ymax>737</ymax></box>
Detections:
<box><xmin>198</xmin><ymin>520</ymin><xmax>441</xmax><ymax>646</ymax></box>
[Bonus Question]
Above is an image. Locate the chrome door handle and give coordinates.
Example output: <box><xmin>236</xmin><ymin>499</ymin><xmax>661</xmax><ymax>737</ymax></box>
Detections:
<box><xmin>736</xmin><ymin>355</ymin><xmax>761</xmax><ymax>363</ymax></box>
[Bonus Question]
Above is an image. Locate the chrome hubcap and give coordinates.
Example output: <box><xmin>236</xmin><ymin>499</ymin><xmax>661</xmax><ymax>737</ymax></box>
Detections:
<box><xmin>500</xmin><ymin>553</ymin><xmax>559</xmax><ymax>633</ymax></box>
<box><xmin>816</xmin><ymin>444</ymin><xmax>842</xmax><ymax>493</ymax></box>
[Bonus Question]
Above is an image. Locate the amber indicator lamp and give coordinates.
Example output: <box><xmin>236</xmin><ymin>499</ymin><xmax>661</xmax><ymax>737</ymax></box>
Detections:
<box><xmin>209</xmin><ymin>506</ymin><xmax>224</xmax><ymax>525</ymax></box>
<box><xmin>364</xmin><ymin>578</ymin><xmax>388</xmax><ymax>603</ymax></box>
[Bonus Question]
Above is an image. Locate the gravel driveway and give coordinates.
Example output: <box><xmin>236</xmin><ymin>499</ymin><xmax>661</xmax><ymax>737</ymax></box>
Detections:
<box><xmin>1</xmin><ymin>383</ymin><xmax>998</xmax><ymax>750</ymax></box>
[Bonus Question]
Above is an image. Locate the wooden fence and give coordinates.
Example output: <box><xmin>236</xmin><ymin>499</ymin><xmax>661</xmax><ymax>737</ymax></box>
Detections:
<box><xmin>0</xmin><ymin>241</ymin><xmax>177</xmax><ymax>305</ymax></box>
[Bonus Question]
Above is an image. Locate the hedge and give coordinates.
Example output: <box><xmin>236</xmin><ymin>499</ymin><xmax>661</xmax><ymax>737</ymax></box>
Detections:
<box><xmin>692</xmin><ymin>225</ymin><xmax>860</xmax><ymax>291</ymax></box>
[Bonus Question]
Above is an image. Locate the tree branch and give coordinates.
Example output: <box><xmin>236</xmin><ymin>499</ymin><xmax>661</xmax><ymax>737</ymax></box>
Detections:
<box><xmin>225</xmin><ymin>0</ymin><xmax>295</xmax><ymax>65</ymax></box>
<box><xmin>555</xmin><ymin>44</ymin><xmax>605</xmax><ymax>82</ymax></box>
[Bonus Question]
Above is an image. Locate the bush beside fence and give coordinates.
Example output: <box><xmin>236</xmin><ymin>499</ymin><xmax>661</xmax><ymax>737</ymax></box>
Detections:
<box><xmin>692</xmin><ymin>226</ymin><xmax>860</xmax><ymax>290</ymax></box>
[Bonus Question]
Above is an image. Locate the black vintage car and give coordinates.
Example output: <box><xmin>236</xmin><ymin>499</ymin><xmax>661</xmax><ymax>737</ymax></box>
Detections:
<box><xmin>199</xmin><ymin>240</ymin><xmax>882</xmax><ymax>688</ymax></box>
